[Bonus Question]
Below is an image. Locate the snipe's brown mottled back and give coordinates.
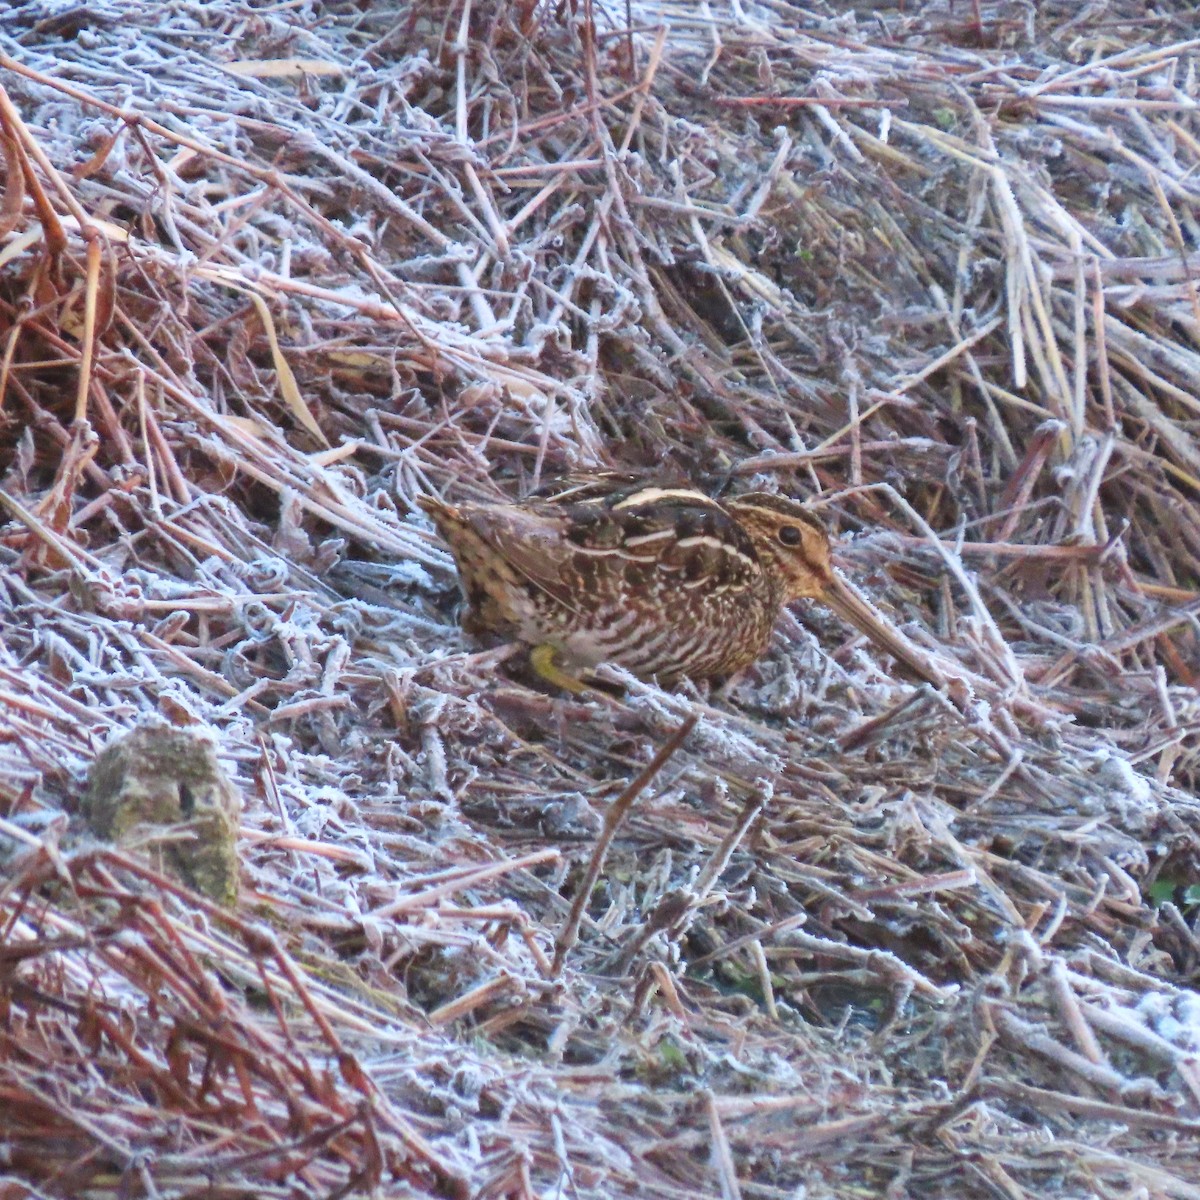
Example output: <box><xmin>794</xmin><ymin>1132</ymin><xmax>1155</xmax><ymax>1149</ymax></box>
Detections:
<box><xmin>418</xmin><ymin>476</ymin><xmax>853</xmax><ymax>691</ymax></box>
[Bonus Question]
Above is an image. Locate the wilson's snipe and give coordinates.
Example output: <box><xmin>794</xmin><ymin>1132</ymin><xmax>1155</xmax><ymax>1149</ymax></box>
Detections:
<box><xmin>418</xmin><ymin>476</ymin><xmax>888</xmax><ymax>690</ymax></box>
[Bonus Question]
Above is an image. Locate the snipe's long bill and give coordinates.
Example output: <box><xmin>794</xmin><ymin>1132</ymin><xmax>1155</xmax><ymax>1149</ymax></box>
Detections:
<box><xmin>821</xmin><ymin>573</ymin><xmax>948</xmax><ymax>693</ymax></box>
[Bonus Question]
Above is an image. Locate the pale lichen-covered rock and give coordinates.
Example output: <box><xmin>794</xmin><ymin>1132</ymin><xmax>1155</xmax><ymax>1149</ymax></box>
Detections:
<box><xmin>83</xmin><ymin>724</ymin><xmax>241</xmax><ymax>907</ymax></box>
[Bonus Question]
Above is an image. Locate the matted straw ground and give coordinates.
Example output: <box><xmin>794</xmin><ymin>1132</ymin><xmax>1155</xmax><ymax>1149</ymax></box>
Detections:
<box><xmin>2</xmin><ymin>2</ymin><xmax>1200</xmax><ymax>1197</ymax></box>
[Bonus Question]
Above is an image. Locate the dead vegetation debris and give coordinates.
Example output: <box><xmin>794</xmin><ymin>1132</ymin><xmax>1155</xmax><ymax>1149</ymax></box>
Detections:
<box><xmin>1</xmin><ymin>1</ymin><xmax>1200</xmax><ymax>1197</ymax></box>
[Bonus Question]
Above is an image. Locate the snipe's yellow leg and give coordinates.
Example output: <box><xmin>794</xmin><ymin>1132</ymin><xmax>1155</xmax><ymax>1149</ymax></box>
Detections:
<box><xmin>529</xmin><ymin>643</ymin><xmax>591</xmax><ymax>695</ymax></box>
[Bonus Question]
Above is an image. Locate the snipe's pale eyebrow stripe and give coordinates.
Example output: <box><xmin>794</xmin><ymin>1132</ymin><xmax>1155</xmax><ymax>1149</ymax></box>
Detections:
<box><xmin>730</xmin><ymin>501</ymin><xmax>821</xmax><ymax>526</ymax></box>
<box><xmin>611</xmin><ymin>488</ymin><xmax>720</xmax><ymax>510</ymax></box>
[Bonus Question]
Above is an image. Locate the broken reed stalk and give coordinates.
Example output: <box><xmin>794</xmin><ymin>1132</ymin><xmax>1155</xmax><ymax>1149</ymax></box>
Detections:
<box><xmin>552</xmin><ymin>714</ymin><xmax>697</xmax><ymax>975</ymax></box>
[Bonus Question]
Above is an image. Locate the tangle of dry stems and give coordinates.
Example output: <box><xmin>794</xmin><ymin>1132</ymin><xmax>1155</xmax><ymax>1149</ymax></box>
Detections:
<box><xmin>1</xmin><ymin>2</ymin><xmax>1200</xmax><ymax>1197</ymax></box>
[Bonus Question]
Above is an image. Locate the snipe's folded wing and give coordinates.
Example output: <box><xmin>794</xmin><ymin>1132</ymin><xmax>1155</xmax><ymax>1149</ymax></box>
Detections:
<box><xmin>455</xmin><ymin>502</ymin><xmax>590</xmax><ymax>616</ymax></box>
<box><xmin>554</xmin><ymin>486</ymin><xmax>765</xmax><ymax>595</ymax></box>
<box><xmin>429</xmin><ymin>484</ymin><xmax>766</xmax><ymax>618</ymax></box>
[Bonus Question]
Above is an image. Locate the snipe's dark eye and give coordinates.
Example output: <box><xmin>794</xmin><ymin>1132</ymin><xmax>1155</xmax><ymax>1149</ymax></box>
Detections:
<box><xmin>778</xmin><ymin>525</ymin><xmax>803</xmax><ymax>546</ymax></box>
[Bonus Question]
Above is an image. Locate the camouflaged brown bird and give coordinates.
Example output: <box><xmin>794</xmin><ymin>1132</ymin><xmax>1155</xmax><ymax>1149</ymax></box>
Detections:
<box><xmin>417</xmin><ymin>476</ymin><xmax>897</xmax><ymax>690</ymax></box>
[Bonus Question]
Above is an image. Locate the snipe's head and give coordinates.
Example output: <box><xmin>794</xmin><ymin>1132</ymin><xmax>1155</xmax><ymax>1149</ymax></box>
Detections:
<box><xmin>725</xmin><ymin>493</ymin><xmax>833</xmax><ymax>602</ymax></box>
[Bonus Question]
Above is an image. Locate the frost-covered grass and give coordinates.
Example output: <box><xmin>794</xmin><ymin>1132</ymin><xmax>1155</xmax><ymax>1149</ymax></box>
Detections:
<box><xmin>1</xmin><ymin>2</ymin><xmax>1200</xmax><ymax>1196</ymax></box>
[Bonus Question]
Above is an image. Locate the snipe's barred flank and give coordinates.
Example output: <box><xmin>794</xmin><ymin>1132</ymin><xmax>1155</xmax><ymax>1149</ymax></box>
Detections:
<box><xmin>417</xmin><ymin>477</ymin><xmax>838</xmax><ymax>688</ymax></box>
